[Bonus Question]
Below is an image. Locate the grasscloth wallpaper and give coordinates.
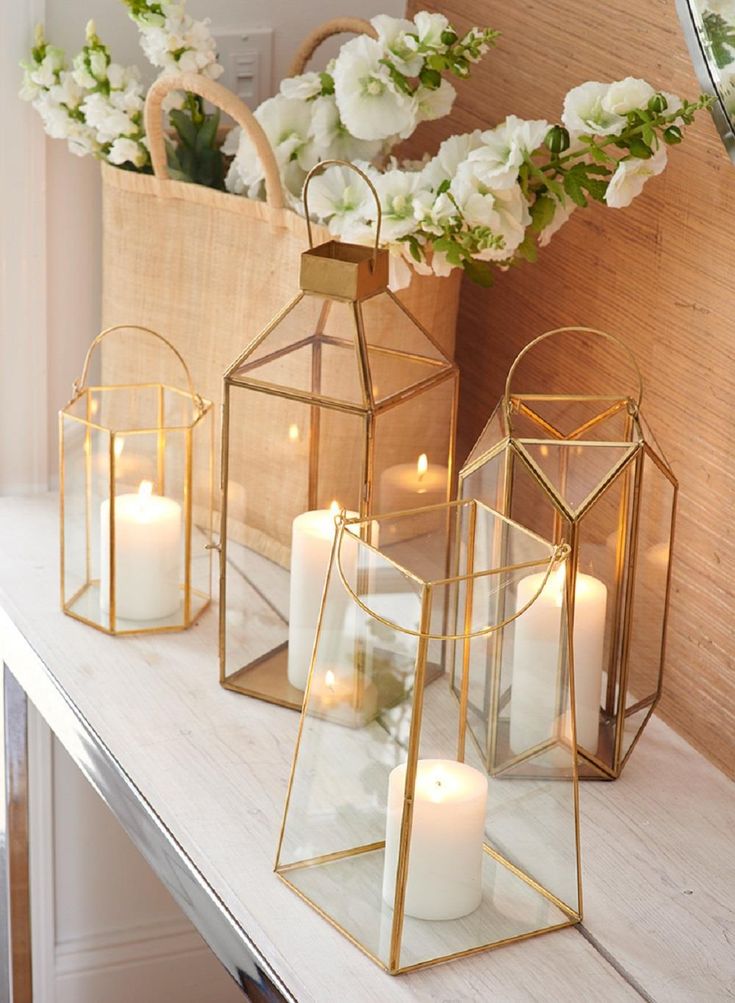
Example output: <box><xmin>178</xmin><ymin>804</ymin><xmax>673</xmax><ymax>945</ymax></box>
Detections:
<box><xmin>406</xmin><ymin>0</ymin><xmax>735</xmax><ymax>777</ymax></box>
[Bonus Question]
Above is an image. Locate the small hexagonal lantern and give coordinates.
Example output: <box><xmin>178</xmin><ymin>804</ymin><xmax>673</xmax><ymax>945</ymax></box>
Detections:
<box><xmin>60</xmin><ymin>325</ymin><xmax>214</xmax><ymax>634</ymax></box>
<box><xmin>459</xmin><ymin>328</ymin><xmax>677</xmax><ymax>780</ymax></box>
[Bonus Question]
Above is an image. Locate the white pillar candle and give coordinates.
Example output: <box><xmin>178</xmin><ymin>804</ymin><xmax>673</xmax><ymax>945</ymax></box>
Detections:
<box><xmin>510</xmin><ymin>569</ymin><xmax>608</xmax><ymax>754</ymax></box>
<box><xmin>100</xmin><ymin>480</ymin><xmax>182</xmax><ymax>622</ymax></box>
<box><xmin>378</xmin><ymin>453</ymin><xmax>447</xmax><ymax>513</ymax></box>
<box><xmin>382</xmin><ymin>759</ymin><xmax>488</xmax><ymax>921</ymax></box>
<box><xmin>287</xmin><ymin>503</ymin><xmax>358</xmax><ymax>691</ymax></box>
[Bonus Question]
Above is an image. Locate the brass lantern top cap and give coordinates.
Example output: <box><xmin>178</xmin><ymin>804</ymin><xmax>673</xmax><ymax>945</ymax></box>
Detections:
<box><xmin>300</xmin><ymin>160</ymin><xmax>388</xmax><ymax>300</ymax></box>
<box><xmin>299</xmin><ymin>240</ymin><xmax>389</xmax><ymax>300</ymax></box>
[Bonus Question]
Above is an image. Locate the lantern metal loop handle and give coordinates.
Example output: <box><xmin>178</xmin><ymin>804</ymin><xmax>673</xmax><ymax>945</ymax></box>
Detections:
<box><xmin>72</xmin><ymin>324</ymin><xmax>205</xmax><ymax>413</ymax></box>
<box><xmin>302</xmin><ymin>160</ymin><xmax>383</xmax><ymax>270</ymax></box>
<box><xmin>333</xmin><ymin>509</ymin><xmax>570</xmax><ymax>641</ymax></box>
<box><xmin>503</xmin><ymin>327</ymin><xmax>645</xmax><ymax>413</ymax></box>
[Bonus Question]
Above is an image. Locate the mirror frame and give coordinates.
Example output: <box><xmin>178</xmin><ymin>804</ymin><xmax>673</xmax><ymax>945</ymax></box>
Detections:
<box><xmin>676</xmin><ymin>0</ymin><xmax>735</xmax><ymax>160</ymax></box>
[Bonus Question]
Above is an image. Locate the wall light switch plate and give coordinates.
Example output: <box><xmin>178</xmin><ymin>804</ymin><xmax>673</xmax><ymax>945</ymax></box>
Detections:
<box><xmin>214</xmin><ymin>29</ymin><xmax>273</xmax><ymax>110</ymax></box>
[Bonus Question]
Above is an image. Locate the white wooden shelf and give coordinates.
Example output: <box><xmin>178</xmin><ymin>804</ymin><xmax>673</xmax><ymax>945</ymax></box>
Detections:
<box><xmin>0</xmin><ymin>494</ymin><xmax>732</xmax><ymax>1001</ymax></box>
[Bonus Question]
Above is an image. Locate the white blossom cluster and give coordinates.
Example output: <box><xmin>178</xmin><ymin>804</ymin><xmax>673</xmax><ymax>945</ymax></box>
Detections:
<box><xmin>223</xmin><ymin>12</ymin><xmax>493</xmax><ymax>200</ymax></box>
<box><xmin>20</xmin><ymin>22</ymin><xmax>147</xmax><ymax>167</ymax></box>
<box><xmin>125</xmin><ymin>0</ymin><xmax>223</xmax><ymax>111</ymax></box>
<box><xmin>296</xmin><ymin>77</ymin><xmax>689</xmax><ymax>287</ymax></box>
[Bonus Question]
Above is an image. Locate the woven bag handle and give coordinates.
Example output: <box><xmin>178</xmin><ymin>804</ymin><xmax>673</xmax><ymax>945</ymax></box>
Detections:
<box><xmin>288</xmin><ymin>17</ymin><xmax>377</xmax><ymax>76</ymax></box>
<box><xmin>144</xmin><ymin>71</ymin><xmax>285</xmax><ymax>210</ymax></box>
<box><xmin>504</xmin><ymin>327</ymin><xmax>644</xmax><ymax>412</ymax></box>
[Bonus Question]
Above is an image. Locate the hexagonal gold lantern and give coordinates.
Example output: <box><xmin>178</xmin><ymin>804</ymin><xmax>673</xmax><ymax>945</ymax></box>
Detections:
<box><xmin>459</xmin><ymin>328</ymin><xmax>677</xmax><ymax>780</ymax></box>
<box><xmin>219</xmin><ymin>161</ymin><xmax>459</xmax><ymax>710</ymax></box>
<box><xmin>60</xmin><ymin>325</ymin><xmax>214</xmax><ymax>634</ymax></box>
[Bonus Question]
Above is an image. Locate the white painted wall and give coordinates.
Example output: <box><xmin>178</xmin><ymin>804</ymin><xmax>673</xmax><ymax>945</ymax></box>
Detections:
<box><xmin>7</xmin><ymin>2</ymin><xmax>403</xmax><ymax>998</ymax></box>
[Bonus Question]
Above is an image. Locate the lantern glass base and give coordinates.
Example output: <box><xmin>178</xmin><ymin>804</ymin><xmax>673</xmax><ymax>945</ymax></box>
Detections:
<box><xmin>64</xmin><ymin>580</ymin><xmax>209</xmax><ymax>635</ymax></box>
<box><xmin>278</xmin><ymin>842</ymin><xmax>578</xmax><ymax>974</ymax></box>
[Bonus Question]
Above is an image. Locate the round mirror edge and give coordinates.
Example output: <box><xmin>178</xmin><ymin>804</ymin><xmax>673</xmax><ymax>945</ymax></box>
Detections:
<box><xmin>675</xmin><ymin>0</ymin><xmax>735</xmax><ymax>163</ymax></box>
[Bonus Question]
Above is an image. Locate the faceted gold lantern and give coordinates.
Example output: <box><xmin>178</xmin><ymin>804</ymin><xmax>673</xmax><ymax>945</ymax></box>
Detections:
<box><xmin>219</xmin><ymin>161</ymin><xmax>459</xmax><ymax>709</ymax></box>
<box><xmin>60</xmin><ymin>325</ymin><xmax>214</xmax><ymax>634</ymax></box>
<box><xmin>275</xmin><ymin>501</ymin><xmax>581</xmax><ymax>974</ymax></box>
<box><xmin>459</xmin><ymin>328</ymin><xmax>677</xmax><ymax>780</ymax></box>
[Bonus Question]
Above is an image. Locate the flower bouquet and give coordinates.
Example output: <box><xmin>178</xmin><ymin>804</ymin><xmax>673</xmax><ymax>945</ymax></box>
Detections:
<box><xmin>21</xmin><ymin>3</ymin><xmax>708</xmax><ymax>289</ymax></box>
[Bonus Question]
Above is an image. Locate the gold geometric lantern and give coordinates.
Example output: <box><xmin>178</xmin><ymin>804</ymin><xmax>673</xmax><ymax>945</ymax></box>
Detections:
<box><xmin>459</xmin><ymin>328</ymin><xmax>677</xmax><ymax>780</ymax></box>
<box><xmin>219</xmin><ymin>161</ymin><xmax>459</xmax><ymax>710</ymax></box>
<box><xmin>59</xmin><ymin>325</ymin><xmax>214</xmax><ymax>634</ymax></box>
<box><xmin>275</xmin><ymin>501</ymin><xmax>581</xmax><ymax>975</ymax></box>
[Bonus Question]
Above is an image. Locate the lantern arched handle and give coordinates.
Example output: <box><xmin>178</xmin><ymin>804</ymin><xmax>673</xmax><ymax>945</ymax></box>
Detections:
<box><xmin>332</xmin><ymin>510</ymin><xmax>570</xmax><ymax>641</ymax></box>
<box><xmin>302</xmin><ymin>160</ymin><xmax>383</xmax><ymax>271</ymax></box>
<box><xmin>288</xmin><ymin>17</ymin><xmax>376</xmax><ymax>76</ymax></box>
<box><xmin>503</xmin><ymin>327</ymin><xmax>644</xmax><ymax>414</ymax></box>
<box><xmin>72</xmin><ymin>325</ymin><xmax>205</xmax><ymax>413</ymax></box>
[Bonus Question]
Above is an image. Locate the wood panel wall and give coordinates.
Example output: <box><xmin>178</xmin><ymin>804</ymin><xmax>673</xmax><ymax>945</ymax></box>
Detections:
<box><xmin>406</xmin><ymin>0</ymin><xmax>735</xmax><ymax>777</ymax></box>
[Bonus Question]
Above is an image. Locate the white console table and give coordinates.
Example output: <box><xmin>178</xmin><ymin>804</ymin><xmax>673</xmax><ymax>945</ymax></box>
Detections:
<box><xmin>0</xmin><ymin>494</ymin><xmax>732</xmax><ymax>1002</ymax></box>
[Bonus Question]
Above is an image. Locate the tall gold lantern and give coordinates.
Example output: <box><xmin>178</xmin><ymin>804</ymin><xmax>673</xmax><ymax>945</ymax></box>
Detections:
<box><xmin>219</xmin><ymin>162</ymin><xmax>459</xmax><ymax>709</ymax></box>
<box><xmin>459</xmin><ymin>328</ymin><xmax>677</xmax><ymax>780</ymax></box>
<box><xmin>60</xmin><ymin>325</ymin><xmax>214</xmax><ymax>634</ymax></box>
<box><xmin>275</xmin><ymin>501</ymin><xmax>581</xmax><ymax>975</ymax></box>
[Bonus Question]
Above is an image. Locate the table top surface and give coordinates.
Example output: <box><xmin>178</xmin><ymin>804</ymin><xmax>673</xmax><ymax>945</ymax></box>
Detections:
<box><xmin>0</xmin><ymin>494</ymin><xmax>733</xmax><ymax>1003</ymax></box>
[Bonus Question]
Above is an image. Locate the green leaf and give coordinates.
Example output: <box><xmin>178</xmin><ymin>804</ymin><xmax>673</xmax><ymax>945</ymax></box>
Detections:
<box><xmin>463</xmin><ymin>258</ymin><xmax>494</xmax><ymax>287</ymax></box>
<box><xmin>529</xmin><ymin>194</ymin><xmax>556</xmax><ymax>234</ymax></box>
<box><xmin>195</xmin><ymin>109</ymin><xmax>220</xmax><ymax>154</ymax></box>
<box><xmin>319</xmin><ymin>72</ymin><xmax>335</xmax><ymax>95</ymax></box>
<box><xmin>515</xmin><ymin>231</ymin><xmax>538</xmax><ymax>263</ymax></box>
<box><xmin>169</xmin><ymin>108</ymin><xmax>197</xmax><ymax>149</ymax></box>
<box><xmin>419</xmin><ymin>66</ymin><xmax>441</xmax><ymax>90</ymax></box>
<box><xmin>562</xmin><ymin>170</ymin><xmax>588</xmax><ymax>207</ymax></box>
<box><xmin>627</xmin><ymin>137</ymin><xmax>653</xmax><ymax>159</ymax></box>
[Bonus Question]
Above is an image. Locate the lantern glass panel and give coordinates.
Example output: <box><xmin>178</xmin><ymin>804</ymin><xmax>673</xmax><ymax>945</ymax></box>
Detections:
<box><xmin>619</xmin><ymin>448</ymin><xmax>676</xmax><ymax>758</ymax></box>
<box><xmin>277</xmin><ymin>502</ymin><xmax>580</xmax><ymax>974</ymax></box>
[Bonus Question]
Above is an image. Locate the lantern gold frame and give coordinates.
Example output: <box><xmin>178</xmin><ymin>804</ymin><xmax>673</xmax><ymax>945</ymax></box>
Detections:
<box><xmin>218</xmin><ymin>161</ymin><xmax>460</xmax><ymax>711</ymax></box>
<box><xmin>59</xmin><ymin>325</ymin><xmax>214</xmax><ymax>635</ymax></box>
<box><xmin>275</xmin><ymin>500</ymin><xmax>582</xmax><ymax>975</ymax></box>
<box><xmin>459</xmin><ymin>328</ymin><xmax>677</xmax><ymax>780</ymax></box>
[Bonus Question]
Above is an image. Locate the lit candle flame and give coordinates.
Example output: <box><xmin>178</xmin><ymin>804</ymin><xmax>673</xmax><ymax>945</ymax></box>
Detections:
<box><xmin>329</xmin><ymin>500</ymin><xmax>340</xmax><ymax>517</ymax></box>
<box><xmin>325</xmin><ymin>669</ymin><xmax>336</xmax><ymax>691</ymax></box>
<box><xmin>138</xmin><ymin>479</ymin><xmax>154</xmax><ymax>500</ymax></box>
<box><xmin>288</xmin><ymin>423</ymin><xmax>299</xmax><ymax>442</ymax></box>
<box><xmin>417</xmin><ymin>453</ymin><xmax>428</xmax><ymax>482</ymax></box>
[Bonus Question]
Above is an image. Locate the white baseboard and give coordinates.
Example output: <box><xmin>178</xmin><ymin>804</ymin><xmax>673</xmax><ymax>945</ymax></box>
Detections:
<box><xmin>55</xmin><ymin>916</ymin><xmax>202</xmax><ymax>977</ymax></box>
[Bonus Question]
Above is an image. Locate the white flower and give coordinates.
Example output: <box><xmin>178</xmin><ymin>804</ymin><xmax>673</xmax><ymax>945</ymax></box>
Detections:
<box><xmin>413</xmin><ymin>188</ymin><xmax>457</xmax><ymax>233</ymax></box>
<box><xmin>661</xmin><ymin>90</ymin><xmax>685</xmax><ymax>122</ymax></box>
<box><xmin>450</xmin><ymin>171</ymin><xmax>531</xmax><ymax>260</ymax></box>
<box><xmin>602</xmin><ymin>77</ymin><xmax>656</xmax><ymax>115</ymax></box>
<box><xmin>419</xmin><ymin>129</ymin><xmax>484</xmax><ymax>189</ymax></box>
<box><xmin>413</xmin><ymin>11</ymin><xmax>450</xmax><ymax>50</ymax></box>
<box><xmin>139</xmin><ymin>26</ymin><xmax>169</xmax><ymax>67</ymax></box>
<box><xmin>562</xmin><ymin>81</ymin><xmax>627</xmax><ymax>136</ymax></box>
<box><xmin>371</xmin><ymin>14</ymin><xmax>424</xmax><ymax>76</ymax></box>
<box><xmin>604</xmin><ymin>145</ymin><xmax>667</xmax><ymax>208</ymax></box>
<box><xmin>370</xmin><ymin>168</ymin><xmax>425</xmax><ymax>242</ymax></box>
<box><xmin>33</xmin><ymin>47</ymin><xmax>64</xmax><ymax>88</ymax></box>
<box><xmin>281</xmin><ymin>71</ymin><xmax>322</xmax><ymax>100</ymax></box>
<box><xmin>225</xmin><ymin>95</ymin><xmax>313</xmax><ymax>198</ymax></box>
<box><xmin>35</xmin><ymin>92</ymin><xmax>74</xmax><ymax>139</ymax></box>
<box><xmin>467</xmin><ymin>115</ymin><xmax>550</xmax><ymax>189</ymax></box>
<box><xmin>49</xmin><ymin>72</ymin><xmax>84</xmax><ymax>111</ymax></box>
<box><xmin>416</xmin><ymin>78</ymin><xmax>456</xmax><ymax>123</ymax></box>
<box><xmin>333</xmin><ymin>34</ymin><xmax>417</xmax><ymax>141</ymax></box>
<box><xmin>304</xmin><ymin>163</ymin><xmax>373</xmax><ymax>235</ymax></box>
<box><xmin>89</xmin><ymin>49</ymin><xmax>108</xmax><ymax>80</ymax></box>
<box><xmin>310</xmin><ymin>95</ymin><xmax>384</xmax><ymax>163</ymax></box>
<box><xmin>538</xmin><ymin>194</ymin><xmax>577</xmax><ymax>247</ymax></box>
<box><xmin>82</xmin><ymin>92</ymin><xmax>135</xmax><ymax>144</ymax></box>
<box><xmin>108</xmin><ymin>136</ymin><xmax>147</xmax><ymax>167</ymax></box>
